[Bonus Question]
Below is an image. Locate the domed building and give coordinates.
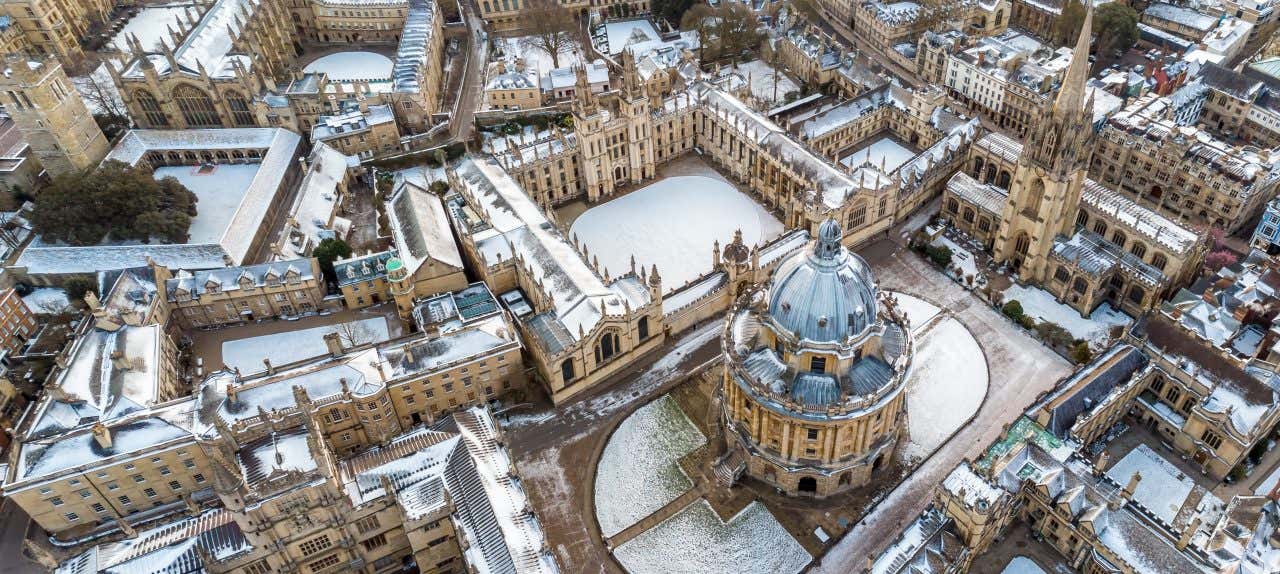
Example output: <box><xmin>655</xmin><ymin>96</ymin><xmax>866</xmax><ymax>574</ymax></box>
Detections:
<box><xmin>719</xmin><ymin>219</ymin><xmax>914</xmax><ymax>497</ymax></box>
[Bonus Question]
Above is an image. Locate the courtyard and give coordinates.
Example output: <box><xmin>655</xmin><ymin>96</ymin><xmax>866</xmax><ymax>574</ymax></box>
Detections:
<box><xmin>840</xmin><ymin>134</ymin><xmax>919</xmax><ymax>172</ymax></box>
<box><xmin>566</xmin><ymin>155</ymin><xmax>784</xmax><ymax>290</ymax></box>
<box><xmin>186</xmin><ymin>304</ymin><xmax>404</xmax><ymax>375</ymax></box>
<box><xmin>153</xmin><ymin>164</ymin><xmax>262</xmax><ymax>245</ymax></box>
<box><xmin>505</xmin><ymin>225</ymin><xmax>1071</xmax><ymax>574</ymax></box>
<box><xmin>302</xmin><ymin>50</ymin><xmax>396</xmax><ymax>82</ymax></box>
<box><xmin>591</xmin><ymin>289</ymin><xmax>988</xmax><ymax>574</ymax></box>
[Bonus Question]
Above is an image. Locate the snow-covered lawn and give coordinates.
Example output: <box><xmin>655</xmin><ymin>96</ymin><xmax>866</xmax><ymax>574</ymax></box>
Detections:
<box><xmin>930</xmin><ymin>234</ymin><xmax>979</xmax><ymax>283</ymax></box>
<box><xmin>902</xmin><ymin>317</ymin><xmax>987</xmax><ymax>460</ymax></box>
<box><xmin>570</xmin><ymin>175</ymin><xmax>783</xmax><ymax>291</ymax></box>
<box><xmin>595</xmin><ymin>395</ymin><xmax>706</xmax><ymax>538</ymax></box>
<box><xmin>493</xmin><ymin>36</ymin><xmax>581</xmax><ymax>75</ymax></box>
<box><xmin>221</xmin><ymin>317</ymin><xmax>391</xmax><ymax>373</ymax></box>
<box><xmin>1002</xmin><ymin>283</ymin><xmax>1131</xmax><ymax>344</ymax></box>
<box><xmin>154</xmin><ymin>164</ymin><xmax>261</xmax><ymax>244</ymax></box>
<box><xmin>108</xmin><ymin>3</ymin><xmax>189</xmax><ymax>53</ymax></box>
<box><xmin>999</xmin><ymin>556</ymin><xmax>1047</xmax><ymax>574</ymax></box>
<box><xmin>727</xmin><ymin>60</ymin><xmax>800</xmax><ymax>105</ymax></box>
<box><xmin>840</xmin><ymin>137</ymin><xmax>917</xmax><ymax>173</ymax></box>
<box><xmin>481</xmin><ymin>126</ymin><xmax>555</xmax><ymax>154</ymax></box>
<box><xmin>303</xmin><ymin>51</ymin><xmax>395</xmax><ymax>81</ymax></box>
<box><xmin>1106</xmin><ymin>444</ymin><xmax>1199</xmax><ymax>524</ymax></box>
<box><xmin>23</xmin><ymin>288</ymin><xmax>70</xmax><ymax>315</ymax></box>
<box><xmin>889</xmin><ymin>292</ymin><xmax>940</xmax><ymax>335</ymax></box>
<box><xmin>614</xmin><ymin>500</ymin><xmax>810</xmax><ymax>574</ymax></box>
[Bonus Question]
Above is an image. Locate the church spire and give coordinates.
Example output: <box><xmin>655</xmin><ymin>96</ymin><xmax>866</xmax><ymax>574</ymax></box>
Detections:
<box><xmin>1054</xmin><ymin>5</ymin><xmax>1093</xmax><ymax>115</ymax></box>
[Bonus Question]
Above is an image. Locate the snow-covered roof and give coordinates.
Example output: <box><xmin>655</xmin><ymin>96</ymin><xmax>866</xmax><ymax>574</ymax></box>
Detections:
<box><xmin>1051</xmin><ymin>229</ymin><xmax>1167</xmax><ymax>287</ymax></box>
<box><xmin>541</xmin><ymin>62</ymin><xmax>608</xmax><ymax>91</ymax></box>
<box><xmin>16</xmin><ymin>402</ymin><xmax>195</xmax><ymax>486</ymax></box>
<box><xmin>55</xmin><ymin>509</ymin><xmax>251</xmax><ymax>574</ymax></box>
<box><xmin>387</xmin><ymin>179</ymin><xmax>465</xmax><ymax>275</ymax></box>
<box><xmin>312</xmin><ymin>104</ymin><xmax>395</xmax><ymax>141</ymax></box>
<box><xmin>276</xmin><ymin>142</ymin><xmax>354</xmax><ymax>260</ymax></box>
<box><xmin>1079</xmin><ymin>178</ymin><xmax>1199</xmax><ymax>256</ymax></box>
<box><xmin>121</xmin><ymin>0</ymin><xmax>259</xmax><ymax>79</ymax></box>
<box><xmin>166</xmin><ymin>258</ymin><xmax>315</xmax><ymax>300</ymax></box>
<box><xmin>798</xmin><ymin>86</ymin><xmax>903</xmax><ymax>140</ymax></box>
<box><xmin>945</xmin><ymin>171</ymin><xmax>1007</xmax><ymax>215</ymax></box>
<box><xmin>13</xmin><ymin>243</ymin><xmax>229</xmax><ymax>277</ymax></box>
<box><xmin>598</xmin><ymin>19</ymin><xmax>661</xmax><ymax>56</ymax></box>
<box><xmin>449</xmin><ymin>157</ymin><xmax>635</xmax><ymax>355</ymax></box>
<box><xmin>1144</xmin><ymin>2</ymin><xmax>1219</xmax><ymax>34</ymax></box>
<box><xmin>392</xmin><ymin>0</ymin><xmax>439</xmax><ymax>93</ymax></box>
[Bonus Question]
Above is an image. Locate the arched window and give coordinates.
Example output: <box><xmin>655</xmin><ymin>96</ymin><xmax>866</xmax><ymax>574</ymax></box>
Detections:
<box><xmin>997</xmin><ymin>170</ymin><xmax>1011</xmax><ymax>188</ymax></box>
<box><xmin>136</xmin><ymin>89</ymin><xmax>168</xmax><ymax>127</ymax></box>
<box><xmin>1151</xmin><ymin>253</ymin><xmax>1168</xmax><ymax>271</ymax></box>
<box><xmin>174</xmin><ymin>84</ymin><xmax>221</xmax><ymax>127</ymax></box>
<box><xmin>971</xmin><ymin>157</ymin><xmax>984</xmax><ymax>177</ymax></box>
<box><xmin>560</xmin><ymin>359</ymin><xmax>575</xmax><ymax>382</ymax></box>
<box><xmin>1110</xmin><ymin>231</ymin><xmax>1127</xmax><ymax>248</ymax></box>
<box><xmin>1014</xmin><ymin>233</ymin><xmax>1030</xmax><ymax>255</ymax></box>
<box><xmin>1076</xmin><ymin>210</ymin><xmax>1088</xmax><ymax>228</ymax></box>
<box><xmin>962</xmin><ymin>207</ymin><xmax>975</xmax><ymax>223</ymax></box>
<box><xmin>978</xmin><ymin>218</ymin><xmax>990</xmax><ymax>232</ymax></box>
<box><xmin>226</xmin><ymin>90</ymin><xmax>255</xmax><ymax>127</ymax></box>
<box><xmin>638</xmin><ymin>316</ymin><xmax>649</xmax><ymax>339</ymax></box>
<box><xmin>1127</xmin><ymin>285</ymin><xmax>1145</xmax><ymax>304</ymax></box>
<box><xmin>1054</xmin><ymin>266</ymin><xmax>1070</xmax><ymax>283</ymax></box>
<box><xmin>1023</xmin><ymin>179</ymin><xmax>1044</xmax><ymax>215</ymax></box>
<box><xmin>946</xmin><ymin>198</ymin><xmax>959</xmax><ymax>214</ymax></box>
<box><xmin>1130</xmin><ymin>242</ymin><xmax>1147</xmax><ymax>259</ymax></box>
<box><xmin>596</xmin><ymin>331</ymin><xmax>621</xmax><ymax>363</ymax></box>
<box><xmin>1092</xmin><ymin>220</ymin><xmax>1108</xmax><ymax>236</ymax></box>
<box><xmin>1072</xmin><ymin>278</ymin><xmax>1089</xmax><ymax>294</ymax></box>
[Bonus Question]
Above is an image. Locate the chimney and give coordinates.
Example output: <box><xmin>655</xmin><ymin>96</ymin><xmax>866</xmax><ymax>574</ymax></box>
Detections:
<box><xmin>1177</xmin><ymin>516</ymin><xmax>1201</xmax><ymax>550</ymax></box>
<box><xmin>225</xmin><ymin>382</ymin><xmax>238</xmax><ymax>405</ymax></box>
<box><xmin>1093</xmin><ymin>450</ymin><xmax>1110</xmax><ymax>472</ymax></box>
<box><xmin>110</xmin><ymin>351</ymin><xmax>130</xmax><ymax>371</ymax></box>
<box><xmin>324</xmin><ymin>332</ymin><xmax>343</xmax><ymax>357</ymax></box>
<box><xmin>262</xmin><ymin>357</ymin><xmax>274</xmax><ymax>375</ymax></box>
<box><xmin>92</xmin><ymin>422</ymin><xmax>113</xmax><ymax>450</ymax></box>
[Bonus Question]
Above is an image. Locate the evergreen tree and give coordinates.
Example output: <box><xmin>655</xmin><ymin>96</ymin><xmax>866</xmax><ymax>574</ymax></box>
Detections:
<box><xmin>313</xmin><ymin>237</ymin><xmax>353</xmax><ymax>284</ymax></box>
<box><xmin>31</xmin><ymin>160</ymin><xmax>197</xmax><ymax>246</ymax></box>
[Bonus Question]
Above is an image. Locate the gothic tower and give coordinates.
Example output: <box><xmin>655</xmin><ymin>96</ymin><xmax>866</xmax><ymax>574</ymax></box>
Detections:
<box><xmin>992</xmin><ymin>8</ymin><xmax>1096</xmax><ymax>280</ymax></box>
<box><xmin>572</xmin><ymin>63</ymin><xmax>610</xmax><ymax>201</ymax></box>
<box><xmin>620</xmin><ymin>49</ymin><xmax>656</xmax><ymax>183</ymax></box>
<box><xmin>387</xmin><ymin>256</ymin><xmax>415</xmax><ymax>320</ymax></box>
<box><xmin>0</xmin><ymin>54</ymin><xmax>109</xmax><ymax>177</ymax></box>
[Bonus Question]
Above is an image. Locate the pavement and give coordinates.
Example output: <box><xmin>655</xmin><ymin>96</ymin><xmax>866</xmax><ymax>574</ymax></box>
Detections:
<box><xmin>450</xmin><ymin>0</ymin><xmax>488</xmax><ymax>144</ymax></box>
<box><xmin>0</xmin><ymin>504</ymin><xmax>42</xmax><ymax>574</ymax></box>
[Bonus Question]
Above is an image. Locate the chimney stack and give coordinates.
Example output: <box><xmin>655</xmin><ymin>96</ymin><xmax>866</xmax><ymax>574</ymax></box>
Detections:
<box><xmin>110</xmin><ymin>351</ymin><xmax>130</xmax><ymax>371</ymax></box>
<box><xmin>92</xmin><ymin>422</ymin><xmax>113</xmax><ymax>451</ymax></box>
<box><xmin>324</xmin><ymin>332</ymin><xmax>344</xmax><ymax>357</ymax></box>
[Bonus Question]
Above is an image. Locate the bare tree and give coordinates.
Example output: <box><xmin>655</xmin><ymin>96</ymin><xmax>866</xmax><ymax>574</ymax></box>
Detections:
<box><xmin>332</xmin><ymin>321</ymin><xmax>375</xmax><ymax>348</ymax></box>
<box><xmin>74</xmin><ymin>70</ymin><xmax>130</xmax><ymax>124</ymax></box>
<box><xmin>518</xmin><ymin>0</ymin><xmax>580</xmax><ymax>70</ymax></box>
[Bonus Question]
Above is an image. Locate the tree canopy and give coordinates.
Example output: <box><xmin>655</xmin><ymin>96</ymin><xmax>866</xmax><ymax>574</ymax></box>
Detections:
<box><xmin>31</xmin><ymin>160</ymin><xmax>197</xmax><ymax>246</ymax></box>
<box><xmin>1095</xmin><ymin>3</ymin><xmax>1140</xmax><ymax>58</ymax></box>
<box><xmin>1052</xmin><ymin>0</ymin><xmax>1087</xmax><ymax>46</ymax></box>
<box><xmin>313</xmin><ymin>237</ymin><xmax>353</xmax><ymax>284</ymax></box>
<box><xmin>653</xmin><ymin>0</ymin><xmax>697</xmax><ymax>26</ymax></box>
<box><xmin>681</xmin><ymin>3</ymin><xmax>764</xmax><ymax>62</ymax></box>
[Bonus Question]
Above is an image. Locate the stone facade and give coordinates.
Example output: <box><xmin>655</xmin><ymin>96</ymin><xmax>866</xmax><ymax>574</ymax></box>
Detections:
<box><xmin>164</xmin><ymin>258</ymin><xmax>326</xmax><ymax>329</ymax></box>
<box><xmin>0</xmin><ymin>0</ymin><xmax>111</xmax><ymax>68</ymax></box>
<box><xmin>0</xmin><ymin>54</ymin><xmax>108</xmax><ymax>176</ymax></box>
<box><xmin>720</xmin><ymin>220</ymin><xmax>913</xmax><ymax>497</ymax></box>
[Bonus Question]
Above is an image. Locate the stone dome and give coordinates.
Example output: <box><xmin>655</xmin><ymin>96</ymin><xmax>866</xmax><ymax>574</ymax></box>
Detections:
<box><xmin>767</xmin><ymin>219</ymin><xmax>878</xmax><ymax>343</ymax></box>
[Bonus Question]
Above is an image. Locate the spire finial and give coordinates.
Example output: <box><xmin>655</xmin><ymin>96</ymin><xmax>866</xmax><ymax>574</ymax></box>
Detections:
<box><xmin>1055</xmin><ymin>5</ymin><xmax>1094</xmax><ymax>115</ymax></box>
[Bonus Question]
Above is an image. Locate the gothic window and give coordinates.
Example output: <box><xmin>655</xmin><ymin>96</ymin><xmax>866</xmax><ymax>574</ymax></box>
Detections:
<box><xmin>226</xmin><ymin>90</ymin><xmax>255</xmax><ymax>127</ymax></box>
<box><xmin>1075</xmin><ymin>210</ymin><xmax>1088</xmax><ymax>228</ymax></box>
<box><xmin>1130</xmin><ymin>242</ymin><xmax>1147</xmax><ymax>259</ymax></box>
<box><xmin>1150</xmin><ymin>376</ymin><xmax>1166</xmax><ymax>393</ymax></box>
<box><xmin>997</xmin><ymin>170</ymin><xmax>1011</xmax><ymax>188</ymax></box>
<box><xmin>1023</xmin><ymin>179</ymin><xmax>1045</xmax><ymax>215</ymax></box>
<box><xmin>173</xmin><ymin>84</ymin><xmax>221</xmax><ymax>128</ymax></box>
<box><xmin>962</xmin><ymin>207</ymin><xmax>975</xmax><ymax>223</ymax></box>
<box><xmin>848</xmin><ymin>202</ymin><xmax>867</xmax><ymax>228</ymax></box>
<box><xmin>136</xmin><ymin>89</ymin><xmax>168</xmax><ymax>127</ymax></box>
<box><xmin>1092</xmin><ymin>220</ymin><xmax>1108</xmax><ymax>236</ymax></box>
<box><xmin>595</xmin><ymin>332</ymin><xmax>621</xmax><ymax>364</ymax></box>
<box><xmin>1053</xmin><ymin>266</ymin><xmax>1070</xmax><ymax>283</ymax></box>
<box><xmin>1165</xmin><ymin>387</ymin><xmax>1181</xmax><ymax>404</ymax></box>
<box><xmin>946</xmin><ymin>198</ymin><xmax>959</xmax><ymax>214</ymax></box>
<box><xmin>1127</xmin><ymin>285</ymin><xmax>1145</xmax><ymax>304</ymax></box>
<box><xmin>1110</xmin><ymin>231</ymin><xmax>1127</xmax><ymax>249</ymax></box>
<box><xmin>1151</xmin><ymin>253</ymin><xmax>1168</xmax><ymax>271</ymax></box>
<box><xmin>971</xmin><ymin>157</ymin><xmax>984</xmax><ymax>178</ymax></box>
<box><xmin>638</xmin><ymin>316</ymin><xmax>649</xmax><ymax>339</ymax></box>
<box><xmin>1014</xmin><ymin>233</ymin><xmax>1030</xmax><ymax>255</ymax></box>
<box><xmin>561</xmin><ymin>359</ymin><xmax>575</xmax><ymax>382</ymax></box>
<box><xmin>1071</xmin><ymin>277</ymin><xmax>1088</xmax><ymax>294</ymax></box>
<box><xmin>978</xmin><ymin>218</ymin><xmax>990</xmax><ymax>232</ymax></box>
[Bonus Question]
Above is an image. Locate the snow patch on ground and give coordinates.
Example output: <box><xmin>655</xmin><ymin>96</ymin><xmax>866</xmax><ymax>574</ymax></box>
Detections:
<box><xmin>614</xmin><ymin>500</ymin><xmax>810</xmax><ymax>574</ymax></box>
<box><xmin>595</xmin><ymin>395</ymin><xmax>706</xmax><ymax>538</ymax></box>
<box><xmin>570</xmin><ymin>175</ymin><xmax>783</xmax><ymax>291</ymax></box>
<box><xmin>220</xmin><ymin>317</ymin><xmax>392</xmax><ymax>372</ymax></box>
<box><xmin>494</xmin><ymin>36</ymin><xmax>582</xmax><ymax>75</ymax></box>
<box><xmin>890</xmin><ymin>292</ymin><xmax>940</xmax><ymax>334</ymax></box>
<box><xmin>1002</xmin><ymin>283</ymin><xmax>1131</xmax><ymax>344</ymax></box>
<box><xmin>303</xmin><ymin>51</ymin><xmax>395</xmax><ymax>81</ymax></box>
<box><xmin>1000</xmin><ymin>556</ymin><xmax>1048</xmax><ymax>574</ymax></box>
<box><xmin>840</xmin><ymin>136</ymin><xmax>917</xmax><ymax>172</ymax></box>
<box><xmin>23</xmin><ymin>288</ymin><xmax>70</xmax><ymax>315</ymax></box>
<box><xmin>931</xmin><ymin>234</ymin><xmax>979</xmax><ymax>282</ymax></box>
<box><xmin>727</xmin><ymin>60</ymin><xmax>800</xmax><ymax>105</ymax></box>
<box><xmin>599</xmin><ymin>20</ymin><xmax>661</xmax><ymax>55</ymax></box>
<box><xmin>1105</xmin><ymin>444</ymin><xmax>1199</xmax><ymax>524</ymax></box>
<box><xmin>902</xmin><ymin>317</ymin><xmax>988</xmax><ymax>461</ymax></box>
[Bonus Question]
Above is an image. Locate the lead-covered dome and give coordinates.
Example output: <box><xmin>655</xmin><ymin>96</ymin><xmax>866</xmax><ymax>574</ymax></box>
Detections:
<box><xmin>767</xmin><ymin>219</ymin><xmax>878</xmax><ymax>343</ymax></box>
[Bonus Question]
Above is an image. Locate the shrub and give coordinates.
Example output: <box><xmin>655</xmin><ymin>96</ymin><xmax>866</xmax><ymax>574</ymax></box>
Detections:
<box><xmin>1002</xmin><ymin>300</ymin><xmax>1024</xmax><ymax>321</ymax></box>
<box><xmin>63</xmin><ymin>277</ymin><xmax>98</xmax><ymax>303</ymax></box>
<box><xmin>1035</xmin><ymin>321</ymin><xmax>1075</xmax><ymax>349</ymax></box>
<box><xmin>1018</xmin><ymin>314</ymin><xmax>1036</xmax><ymax>329</ymax></box>
<box><xmin>1070</xmin><ymin>341</ymin><xmax>1093</xmax><ymax>364</ymax></box>
<box><xmin>923</xmin><ymin>244</ymin><xmax>952</xmax><ymax>268</ymax></box>
<box><xmin>429</xmin><ymin>181</ymin><xmax>449</xmax><ymax>195</ymax></box>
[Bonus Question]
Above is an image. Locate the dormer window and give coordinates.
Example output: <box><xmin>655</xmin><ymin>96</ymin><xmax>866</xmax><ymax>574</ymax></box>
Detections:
<box><xmin>810</xmin><ymin>356</ymin><xmax>826</xmax><ymax>373</ymax></box>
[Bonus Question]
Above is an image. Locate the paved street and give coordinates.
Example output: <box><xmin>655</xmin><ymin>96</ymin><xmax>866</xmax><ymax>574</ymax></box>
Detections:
<box><xmin>810</xmin><ymin>240</ymin><xmax>1073</xmax><ymax>572</ymax></box>
<box><xmin>0</xmin><ymin>504</ymin><xmax>41</xmax><ymax>574</ymax></box>
<box><xmin>508</xmin><ymin>228</ymin><xmax>1073</xmax><ymax>574</ymax></box>
<box><xmin>451</xmin><ymin>0</ymin><xmax>488</xmax><ymax>143</ymax></box>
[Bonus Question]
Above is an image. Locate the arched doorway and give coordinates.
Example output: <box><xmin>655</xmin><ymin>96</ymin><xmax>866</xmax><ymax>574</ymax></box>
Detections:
<box><xmin>798</xmin><ymin>477</ymin><xmax>817</xmax><ymax>493</ymax></box>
